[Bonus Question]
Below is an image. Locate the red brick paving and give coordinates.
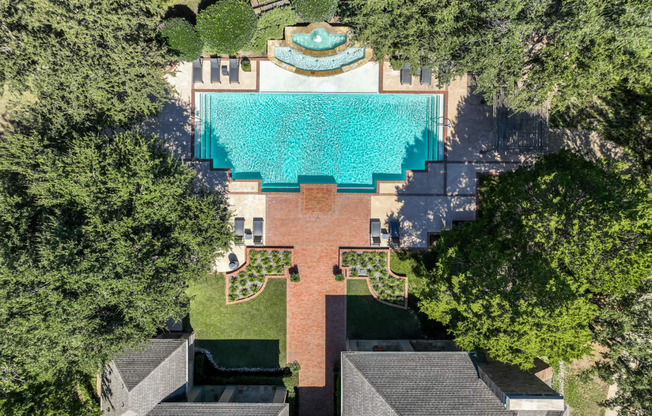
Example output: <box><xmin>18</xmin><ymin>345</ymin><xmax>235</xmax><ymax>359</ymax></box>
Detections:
<box><xmin>266</xmin><ymin>185</ymin><xmax>370</xmax><ymax>416</ymax></box>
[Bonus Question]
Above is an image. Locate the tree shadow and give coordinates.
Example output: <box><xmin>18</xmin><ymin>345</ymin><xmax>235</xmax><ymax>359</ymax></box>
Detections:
<box><xmin>164</xmin><ymin>4</ymin><xmax>197</xmax><ymax>25</ymax></box>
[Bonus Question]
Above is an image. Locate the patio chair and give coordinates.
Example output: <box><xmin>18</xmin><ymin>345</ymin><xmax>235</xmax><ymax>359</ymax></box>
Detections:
<box><xmin>210</xmin><ymin>57</ymin><xmax>220</xmax><ymax>84</ymax></box>
<box><xmin>400</xmin><ymin>64</ymin><xmax>412</xmax><ymax>85</ymax></box>
<box><xmin>389</xmin><ymin>220</ymin><xmax>401</xmax><ymax>244</ymax></box>
<box><xmin>420</xmin><ymin>66</ymin><xmax>432</xmax><ymax>85</ymax></box>
<box><xmin>229</xmin><ymin>58</ymin><xmax>239</xmax><ymax>84</ymax></box>
<box><xmin>370</xmin><ymin>218</ymin><xmax>381</xmax><ymax>247</ymax></box>
<box><xmin>234</xmin><ymin>217</ymin><xmax>245</xmax><ymax>244</ymax></box>
<box><xmin>193</xmin><ymin>58</ymin><xmax>203</xmax><ymax>84</ymax></box>
<box><xmin>253</xmin><ymin>217</ymin><xmax>263</xmax><ymax>246</ymax></box>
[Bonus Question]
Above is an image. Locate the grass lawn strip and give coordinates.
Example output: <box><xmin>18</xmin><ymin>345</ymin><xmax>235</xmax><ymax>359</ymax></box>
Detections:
<box><xmin>346</xmin><ymin>279</ymin><xmax>422</xmax><ymax>339</ymax></box>
<box><xmin>188</xmin><ymin>274</ymin><xmax>287</xmax><ymax>368</ymax></box>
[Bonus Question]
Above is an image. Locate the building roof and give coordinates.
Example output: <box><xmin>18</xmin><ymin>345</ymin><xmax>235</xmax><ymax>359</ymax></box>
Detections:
<box><xmin>342</xmin><ymin>351</ymin><xmax>515</xmax><ymax>416</ymax></box>
<box><xmin>147</xmin><ymin>403</ymin><xmax>290</xmax><ymax>416</ymax></box>
<box><xmin>113</xmin><ymin>337</ymin><xmax>186</xmax><ymax>390</ymax></box>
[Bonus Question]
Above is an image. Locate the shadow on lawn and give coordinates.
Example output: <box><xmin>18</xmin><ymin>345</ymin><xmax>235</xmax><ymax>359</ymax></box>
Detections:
<box><xmin>195</xmin><ymin>339</ymin><xmax>281</xmax><ymax>369</ymax></box>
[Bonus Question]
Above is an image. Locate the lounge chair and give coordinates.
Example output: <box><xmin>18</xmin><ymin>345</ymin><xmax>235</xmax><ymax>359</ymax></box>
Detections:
<box><xmin>400</xmin><ymin>64</ymin><xmax>412</xmax><ymax>85</ymax></box>
<box><xmin>229</xmin><ymin>58</ymin><xmax>239</xmax><ymax>84</ymax></box>
<box><xmin>420</xmin><ymin>66</ymin><xmax>432</xmax><ymax>85</ymax></box>
<box><xmin>370</xmin><ymin>219</ymin><xmax>381</xmax><ymax>247</ymax></box>
<box><xmin>389</xmin><ymin>220</ymin><xmax>400</xmax><ymax>244</ymax></box>
<box><xmin>253</xmin><ymin>217</ymin><xmax>263</xmax><ymax>246</ymax></box>
<box><xmin>193</xmin><ymin>58</ymin><xmax>203</xmax><ymax>84</ymax></box>
<box><xmin>234</xmin><ymin>217</ymin><xmax>245</xmax><ymax>244</ymax></box>
<box><xmin>210</xmin><ymin>57</ymin><xmax>220</xmax><ymax>84</ymax></box>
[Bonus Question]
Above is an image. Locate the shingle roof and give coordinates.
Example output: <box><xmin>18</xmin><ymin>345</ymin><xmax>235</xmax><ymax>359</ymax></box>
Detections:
<box><xmin>113</xmin><ymin>338</ymin><xmax>186</xmax><ymax>390</ymax></box>
<box><xmin>342</xmin><ymin>351</ymin><xmax>516</xmax><ymax>416</ymax></box>
<box><xmin>147</xmin><ymin>403</ymin><xmax>290</xmax><ymax>416</ymax></box>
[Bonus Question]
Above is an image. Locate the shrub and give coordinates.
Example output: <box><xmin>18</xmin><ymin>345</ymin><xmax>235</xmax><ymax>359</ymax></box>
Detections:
<box><xmin>282</xmin><ymin>251</ymin><xmax>292</xmax><ymax>265</ymax></box>
<box><xmin>241</xmin><ymin>59</ymin><xmax>251</xmax><ymax>71</ymax></box>
<box><xmin>335</xmin><ymin>274</ymin><xmax>345</xmax><ymax>282</ymax></box>
<box><xmin>291</xmin><ymin>0</ymin><xmax>337</xmax><ymax>22</ymax></box>
<box><xmin>244</xmin><ymin>6</ymin><xmax>298</xmax><ymax>53</ymax></box>
<box><xmin>160</xmin><ymin>18</ymin><xmax>204</xmax><ymax>61</ymax></box>
<box><xmin>350</xmin><ymin>269</ymin><xmax>359</xmax><ymax>278</ymax></box>
<box><xmin>197</xmin><ymin>0</ymin><xmax>257</xmax><ymax>54</ymax></box>
<box><xmin>290</xmin><ymin>274</ymin><xmax>300</xmax><ymax>283</ymax></box>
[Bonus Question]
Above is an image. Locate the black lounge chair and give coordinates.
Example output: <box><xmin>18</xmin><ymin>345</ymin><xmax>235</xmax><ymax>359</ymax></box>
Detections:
<box><xmin>420</xmin><ymin>66</ymin><xmax>432</xmax><ymax>85</ymax></box>
<box><xmin>229</xmin><ymin>58</ymin><xmax>239</xmax><ymax>84</ymax></box>
<box><xmin>210</xmin><ymin>57</ymin><xmax>220</xmax><ymax>84</ymax></box>
<box><xmin>370</xmin><ymin>219</ymin><xmax>381</xmax><ymax>247</ymax></box>
<box><xmin>400</xmin><ymin>64</ymin><xmax>412</xmax><ymax>85</ymax></box>
<box><xmin>193</xmin><ymin>58</ymin><xmax>203</xmax><ymax>84</ymax></box>
<box><xmin>234</xmin><ymin>217</ymin><xmax>245</xmax><ymax>244</ymax></box>
<box><xmin>389</xmin><ymin>220</ymin><xmax>401</xmax><ymax>244</ymax></box>
<box><xmin>253</xmin><ymin>217</ymin><xmax>263</xmax><ymax>246</ymax></box>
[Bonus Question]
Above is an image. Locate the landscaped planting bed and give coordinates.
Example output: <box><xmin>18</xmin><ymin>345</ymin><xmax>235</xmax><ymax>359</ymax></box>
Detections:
<box><xmin>228</xmin><ymin>249</ymin><xmax>292</xmax><ymax>302</ymax></box>
<box><xmin>341</xmin><ymin>250</ymin><xmax>407</xmax><ymax>306</ymax></box>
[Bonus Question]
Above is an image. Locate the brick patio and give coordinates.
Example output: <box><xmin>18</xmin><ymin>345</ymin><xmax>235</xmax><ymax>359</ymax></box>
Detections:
<box><xmin>266</xmin><ymin>185</ymin><xmax>370</xmax><ymax>416</ymax></box>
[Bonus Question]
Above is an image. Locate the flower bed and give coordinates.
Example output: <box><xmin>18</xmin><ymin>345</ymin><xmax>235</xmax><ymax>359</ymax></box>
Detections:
<box><xmin>341</xmin><ymin>250</ymin><xmax>407</xmax><ymax>306</ymax></box>
<box><xmin>228</xmin><ymin>249</ymin><xmax>292</xmax><ymax>302</ymax></box>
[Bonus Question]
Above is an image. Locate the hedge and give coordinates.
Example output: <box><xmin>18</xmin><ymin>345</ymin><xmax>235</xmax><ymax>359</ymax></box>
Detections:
<box><xmin>291</xmin><ymin>0</ymin><xmax>337</xmax><ymax>22</ymax></box>
<box><xmin>244</xmin><ymin>6</ymin><xmax>298</xmax><ymax>53</ymax></box>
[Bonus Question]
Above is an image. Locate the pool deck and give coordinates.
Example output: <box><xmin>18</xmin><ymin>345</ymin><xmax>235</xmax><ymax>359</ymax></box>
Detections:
<box><xmin>142</xmin><ymin>58</ymin><xmax>606</xmax><ymax>415</ymax></box>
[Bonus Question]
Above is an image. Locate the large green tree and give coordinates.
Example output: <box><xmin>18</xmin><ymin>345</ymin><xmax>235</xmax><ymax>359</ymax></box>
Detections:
<box><xmin>0</xmin><ymin>0</ymin><xmax>171</xmax><ymax>138</ymax></box>
<box><xmin>0</xmin><ymin>132</ymin><xmax>232</xmax><ymax>413</ymax></box>
<box><xmin>343</xmin><ymin>0</ymin><xmax>651</xmax><ymax>114</ymax></box>
<box><xmin>594</xmin><ymin>277</ymin><xmax>652</xmax><ymax>416</ymax></box>
<box><xmin>418</xmin><ymin>151</ymin><xmax>651</xmax><ymax>369</ymax></box>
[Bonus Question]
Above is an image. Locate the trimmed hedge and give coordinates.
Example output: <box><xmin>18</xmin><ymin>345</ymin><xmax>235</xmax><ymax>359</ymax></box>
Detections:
<box><xmin>291</xmin><ymin>0</ymin><xmax>337</xmax><ymax>22</ymax></box>
<box><xmin>197</xmin><ymin>0</ymin><xmax>257</xmax><ymax>54</ymax></box>
<box><xmin>160</xmin><ymin>18</ymin><xmax>203</xmax><ymax>62</ymax></box>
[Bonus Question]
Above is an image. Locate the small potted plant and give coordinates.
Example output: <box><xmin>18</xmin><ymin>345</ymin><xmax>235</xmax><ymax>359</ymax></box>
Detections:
<box><xmin>241</xmin><ymin>57</ymin><xmax>251</xmax><ymax>72</ymax></box>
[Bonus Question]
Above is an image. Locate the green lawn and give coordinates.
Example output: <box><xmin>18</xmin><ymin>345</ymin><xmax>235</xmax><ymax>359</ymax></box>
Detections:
<box><xmin>187</xmin><ymin>274</ymin><xmax>287</xmax><ymax>368</ymax></box>
<box><xmin>346</xmin><ymin>279</ymin><xmax>423</xmax><ymax>339</ymax></box>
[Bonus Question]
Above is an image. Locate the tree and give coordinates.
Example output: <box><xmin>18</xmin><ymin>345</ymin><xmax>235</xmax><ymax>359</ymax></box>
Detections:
<box><xmin>0</xmin><ymin>0</ymin><xmax>171</xmax><ymax>139</ymax></box>
<box><xmin>418</xmin><ymin>151</ymin><xmax>651</xmax><ymax>369</ymax></box>
<box><xmin>197</xmin><ymin>0</ymin><xmax>257</xmax><ymax>54</ymax></box>
<box><xmin>342</xmin><ymin>0</ymin><xmax>652</xmax><ymax>114</ymax></box>
<box><xmin>0</xmin><ymin>131</ymin><xmax>233</xmax><ymax>413</ymax></box>
<box><xmin>594</xmin><ymin>278</ymin><xmax>652</xmax><ymax>416</ymax></box>
<box><xmin>160</xmin><ymin>18</ymin><xmax>204</xmax><ymax>62</ymax></box>
<box><xmin>292</xmin><ymin>0</ymin><xmax>337</xmax><ymax>22</ymax></box>
<box><xmin>245</xmin><ymin>6</ymin><xmax>298</xmax><ymax>53</ymax></box>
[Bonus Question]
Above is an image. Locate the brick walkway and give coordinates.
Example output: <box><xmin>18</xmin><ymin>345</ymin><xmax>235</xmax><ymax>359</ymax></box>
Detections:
<box><xmin>266</xmin><ymin>185</ymin><xmax>370</xmax><ymax>416</ymax></box>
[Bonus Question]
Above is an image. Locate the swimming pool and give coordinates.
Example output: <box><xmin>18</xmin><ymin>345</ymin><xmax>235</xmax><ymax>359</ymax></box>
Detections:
<box><xmin>195</xmin><ymin>93</ymin><xmax>444</xmax><ymax>192</ymax></box>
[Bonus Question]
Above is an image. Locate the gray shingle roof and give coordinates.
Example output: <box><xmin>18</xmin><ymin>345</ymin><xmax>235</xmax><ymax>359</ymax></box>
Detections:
<box><xmin>342</xmin><ymin>351</ymin><xmax>516</xmax><ymax>416</ymax></box>
<box><xmin>114</xmin><ymin>338</ymin><xmax>186</xmax><ymax>390</ymax></box>
<box><xmin>147</xmin><ymin>403</ymin><xmax>290</xmax><ymax>416</ymax></box>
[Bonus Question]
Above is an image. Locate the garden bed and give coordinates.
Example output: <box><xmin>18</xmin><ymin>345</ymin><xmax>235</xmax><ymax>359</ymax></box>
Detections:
<box><xmin>341</xmin><ymin>250</ymin><xmax>407</xmax><ymax>307</ymax></box>
<box><xmin>227</xmin><ymin>249</ymin><xmax>292</xmax><ymax>302</ymax></box>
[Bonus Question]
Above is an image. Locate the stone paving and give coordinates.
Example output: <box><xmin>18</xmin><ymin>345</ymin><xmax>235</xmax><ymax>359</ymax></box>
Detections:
<box><xmin>265</xmin><ymin>185</ymin><xmax>370</xmax><ymax>416</ymax></box>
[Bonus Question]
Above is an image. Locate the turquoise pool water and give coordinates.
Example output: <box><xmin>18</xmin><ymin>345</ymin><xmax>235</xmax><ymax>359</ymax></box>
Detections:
<box><xmin>195</xmin><ymin>93</ymin><xmax>444</xmax><ymax>192</ymax></box>
<box><xmin>275</xmin><ymin>46</ymin><xmax>365</xmax><ymax>72</ymax></box>
<box><xmin>292</xmin><ymin>28</ymin><xmax>347</xmax><ymax>51</ymax></box>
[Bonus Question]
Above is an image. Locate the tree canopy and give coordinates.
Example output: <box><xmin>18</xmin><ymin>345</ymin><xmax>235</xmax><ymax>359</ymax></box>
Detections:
<box><xmin>0</xmin><ymin>0</ymin><xmax>171</xmax><ymax>139</ymax></box>
<box><xmin>161</xmin><ymin>17</ymin><xmax>204</xmax><ymax>62</ymax></box>
<box><xmin>418</xmin><ymin>151</ymin><xmax>651</xmax><ymax>369</ymax></box>
<box><xmin>342</xmin><ymin>0</ymin><xmax>652</xmax><ymax>115</ymax></box>
<box><xmin>292</xmin><ymin>0</ymin><xmax>338</xmax><ymax>22</ymax></box>
<box><xmin>0</xmin><ymin>132</ymin><xmax>232</xmax><ymax>413</ymax></box>
<box><xmin>197</xmin><ymin>0</ymin><xmax>257</xmax><ymax>54</ymax></box>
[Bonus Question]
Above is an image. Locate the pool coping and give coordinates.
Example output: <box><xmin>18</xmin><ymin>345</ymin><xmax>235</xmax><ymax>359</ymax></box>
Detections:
<box><xmin>190</xmin><ymin>58</ymin><xmax>450</xmax><ymax>196</ymax></box>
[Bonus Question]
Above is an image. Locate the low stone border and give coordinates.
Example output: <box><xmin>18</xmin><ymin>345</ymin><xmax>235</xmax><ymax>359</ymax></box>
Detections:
<box><xmin>225</xmin><ymin>246</ymin><xmax>294</xmax><ymax>304</ymax></box>
<box><xmin>339</xmin><ymin>248</ymin><xmax>408</xmax><ymax>309</ymax></box>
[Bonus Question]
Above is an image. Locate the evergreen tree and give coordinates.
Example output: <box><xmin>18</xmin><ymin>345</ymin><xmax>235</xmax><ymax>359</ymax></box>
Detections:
<box><xmin>0</xmin><ymin>132</ymin><xmax>233</xmax><ymax>413</ymax></box>
<box><xmin>0</xmin><ymin>0</ymin><xmax>171</xmax><ymax>138</ymax></box>
<box><xmin>418</xmin><ymin>151</ymin><xmax>651</xmax><ymax>369</ymax></box>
